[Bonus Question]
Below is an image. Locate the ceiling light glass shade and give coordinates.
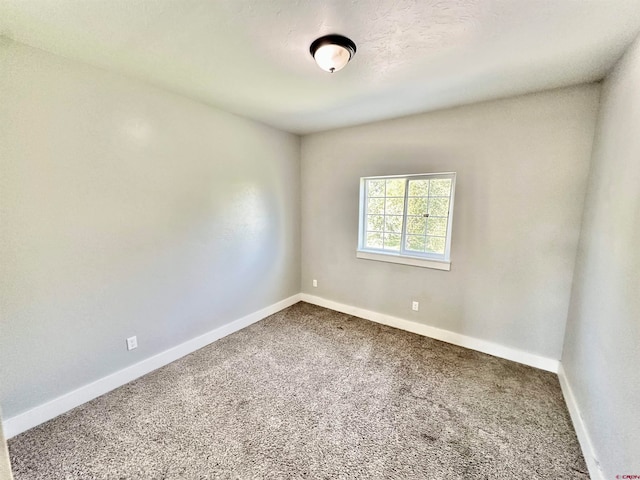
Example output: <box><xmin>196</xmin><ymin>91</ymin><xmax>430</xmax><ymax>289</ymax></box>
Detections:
<box><xmin>310</xmin><ymin>34</ymin><xmax>356</xmax><ymax>73</ymax></box>
<box><xmin>313</xmin><ymin>44</ymin><xmax>351</xmax><ymax>73</ymax></box>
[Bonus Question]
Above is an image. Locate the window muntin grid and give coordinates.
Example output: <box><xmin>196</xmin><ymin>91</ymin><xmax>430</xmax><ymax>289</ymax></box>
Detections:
<box><xmin>361</xmin><ymin>173</ymin><xmax>455</xmax><ymax>262</ymax></box>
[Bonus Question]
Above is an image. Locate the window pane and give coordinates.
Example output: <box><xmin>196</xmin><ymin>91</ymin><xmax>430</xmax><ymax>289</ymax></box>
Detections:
<box><xmin>384</xmin><ymin>215</ymin><xmax>403</xmax><ymax>233</ymax></box>
<box><xmin>406</xmin><ymin>216</ymin><xmax>426</xmax><ymax>235</ymax></box>
<box><xmin>367</xmin><ymin>197</ymin><xmax>384</xmax><ymax>215</ymax></box>
<box><xmin>428</xmin><ymin>197</ymin><xmax>449</xmax><ymax>216</ymax></box>
<box><xmin>407</xmin><ymin>197</ymin><xmax>428</xmax><ymax>215</ymax></box>
<box><xmin>426</xmin><ymin>236</ymin><xmax>446</xmax><ymax>254</ymax></box>
<box><xmin>367</xmin><ymin>179</ymin><xmax>385</xmax><ymax>197</ymax></box>
<box><xmin>383</xmin><ymin>233</ymin><xmax>401</xmax><ymax>251</ymax></box>
<box><xmin>366</xmin><ymin>232</ymin><xmax>383</xmax><ymax>249</ymax></box>
<box><xmin>408</xmin><ymin>179</ymin><xmax>429</xmax><ymax>197</ymax></box>
<box><xmin>405</xmin><ymin>235</ymin><xmax>426</xmax><ymax>252</ymax></box>
<box><xmin>385</xmin><ymin>197</ymin><xmax>404</xmax><ymax>215</ymax></box>
<box><xmin>360</xmin><ymin>173</ymin><xmax>454</xmax><ymax>262</ymax></box>
<box><xmin>367</xmin><ymin>215</ymin><xmax>384</xmax><ymax>232</ymax></box>
<box><xmin>427</xmin><ymin>217</ymin><xmax>448</xmax><ymax>236</ymax></box>
<box><xmin>429</xmin><ymin>179</ymin><xmax>452</xmax><ymax>196</ymax></box>
<box><xmin>385</xmin><ymin>179</ymin><xmax>405</xmax><ymax>197</ymax></box>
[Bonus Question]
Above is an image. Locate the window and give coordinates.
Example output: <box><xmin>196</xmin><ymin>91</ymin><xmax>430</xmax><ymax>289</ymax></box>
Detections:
<box><xmin>357</xmin><ymin>172</ymin><xmax>456</xmax><ymax>271</ymax></box>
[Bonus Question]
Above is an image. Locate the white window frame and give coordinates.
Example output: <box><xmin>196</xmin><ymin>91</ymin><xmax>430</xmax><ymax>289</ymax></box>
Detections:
<box><xmin>357</xmin><ymin>172</ymin><xmax>456</xmax><ymax>271</ymax></box>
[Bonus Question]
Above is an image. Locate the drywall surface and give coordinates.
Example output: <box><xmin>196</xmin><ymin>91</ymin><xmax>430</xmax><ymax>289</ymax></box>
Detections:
<box><xmin>301</xmin><ymin>85</ymin><xmax>600</xmax><ymax>360</ymax></box>
<box><xmin>2</xmin><ymin>0</ymin><xmax>639</xmax><ymax>133</ymax></box>
<box><xmin>562</xmin><ymin>35</ymin><xmax>640</xmax><ymax>477</ymax></box>
<box><xmin>0</xmin><ymin>41</ymin><xmax>300</xmax><ymax>419</ymax></box>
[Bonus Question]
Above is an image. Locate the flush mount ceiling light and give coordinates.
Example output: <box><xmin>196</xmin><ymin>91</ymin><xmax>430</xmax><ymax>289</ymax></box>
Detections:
<box><xmin>310</xmin><ymin>34</ymin><xmax>357</xmax><ymax>73</ymax></box>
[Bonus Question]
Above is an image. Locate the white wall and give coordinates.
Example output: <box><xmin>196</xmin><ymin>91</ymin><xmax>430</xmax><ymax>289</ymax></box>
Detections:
<box><xmin>562</xmin><ymin>35</ymin><xmax>640</xmax><ymax>477</ymax></box>
<box><xmin>0</xmin><ymin>41</ymin><xmax>300</xmax><ymax>419</ymax></box>
<box><xmin>301</xmin><ymin>85</ymin><xmax>600</xmax><ymax>361</ymax></box>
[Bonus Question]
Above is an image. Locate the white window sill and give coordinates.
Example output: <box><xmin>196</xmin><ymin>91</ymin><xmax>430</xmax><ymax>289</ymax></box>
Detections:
<box><xmin>356</xmin><ymin>250</ymin><xmax>451</xmax><ymax>271</ymax></box>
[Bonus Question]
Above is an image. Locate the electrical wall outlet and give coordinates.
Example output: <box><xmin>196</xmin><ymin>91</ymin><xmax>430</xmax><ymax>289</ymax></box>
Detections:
<box><xmin>412</xmin><ymin>301</ymin><xmax>419</xmax><ymax>311</ymax></box>
<box><xmin>312</xmin><ymin>279</ymin><xmax>318</xmax><ymax>287</ymax></box>
<box><xmin>126</xmin><ymin>336</ymin><xmax>138</xmax><ymax>351</ymax></box>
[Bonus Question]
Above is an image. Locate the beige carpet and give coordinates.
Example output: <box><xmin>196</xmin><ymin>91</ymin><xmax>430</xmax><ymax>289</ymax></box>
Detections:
<box><xmin>8</xmin><ymin>302</ymin><xmax>588</xmax><ymax>479</ymax></box>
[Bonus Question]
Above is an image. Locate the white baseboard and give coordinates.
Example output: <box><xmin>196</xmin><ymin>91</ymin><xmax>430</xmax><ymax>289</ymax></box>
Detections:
<box><xmin>299</xmin><ymin>293</ymin><xmax>559</xmax><ymax>373</ymax></box>
<box><xmin>557</xmin><ymin>364</ymin><xmax>604</xmax><ymax>480</ymax></box>
<box><xmin>3</xmin><ymin>292</ymin><xmax>562</xmax><ymax>440</ymax></box>
<box><xmin>2</xmin><ymin>294</ymin><xmax>301</xmax><ymax>439</ymax></box>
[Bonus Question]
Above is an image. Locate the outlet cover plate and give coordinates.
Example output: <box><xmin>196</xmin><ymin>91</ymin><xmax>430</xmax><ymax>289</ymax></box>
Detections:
<box><xmin>126</xmin><ymin>336</ymin><xmax>138</xmax><ymax>351</ymax></box>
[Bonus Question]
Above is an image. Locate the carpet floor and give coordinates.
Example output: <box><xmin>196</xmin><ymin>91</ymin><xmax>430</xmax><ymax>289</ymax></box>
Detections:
<box><xmin>8</xmin><ymin>302</ymin><xmax>589</xmax><ymax>479</ymax></box>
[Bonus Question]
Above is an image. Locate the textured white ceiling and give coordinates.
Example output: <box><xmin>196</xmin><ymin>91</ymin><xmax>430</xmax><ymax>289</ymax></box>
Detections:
<box><xmin>1</xmin><ymin>0</ymin><xmax>640</xmax><ymax>133</ymax></box>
